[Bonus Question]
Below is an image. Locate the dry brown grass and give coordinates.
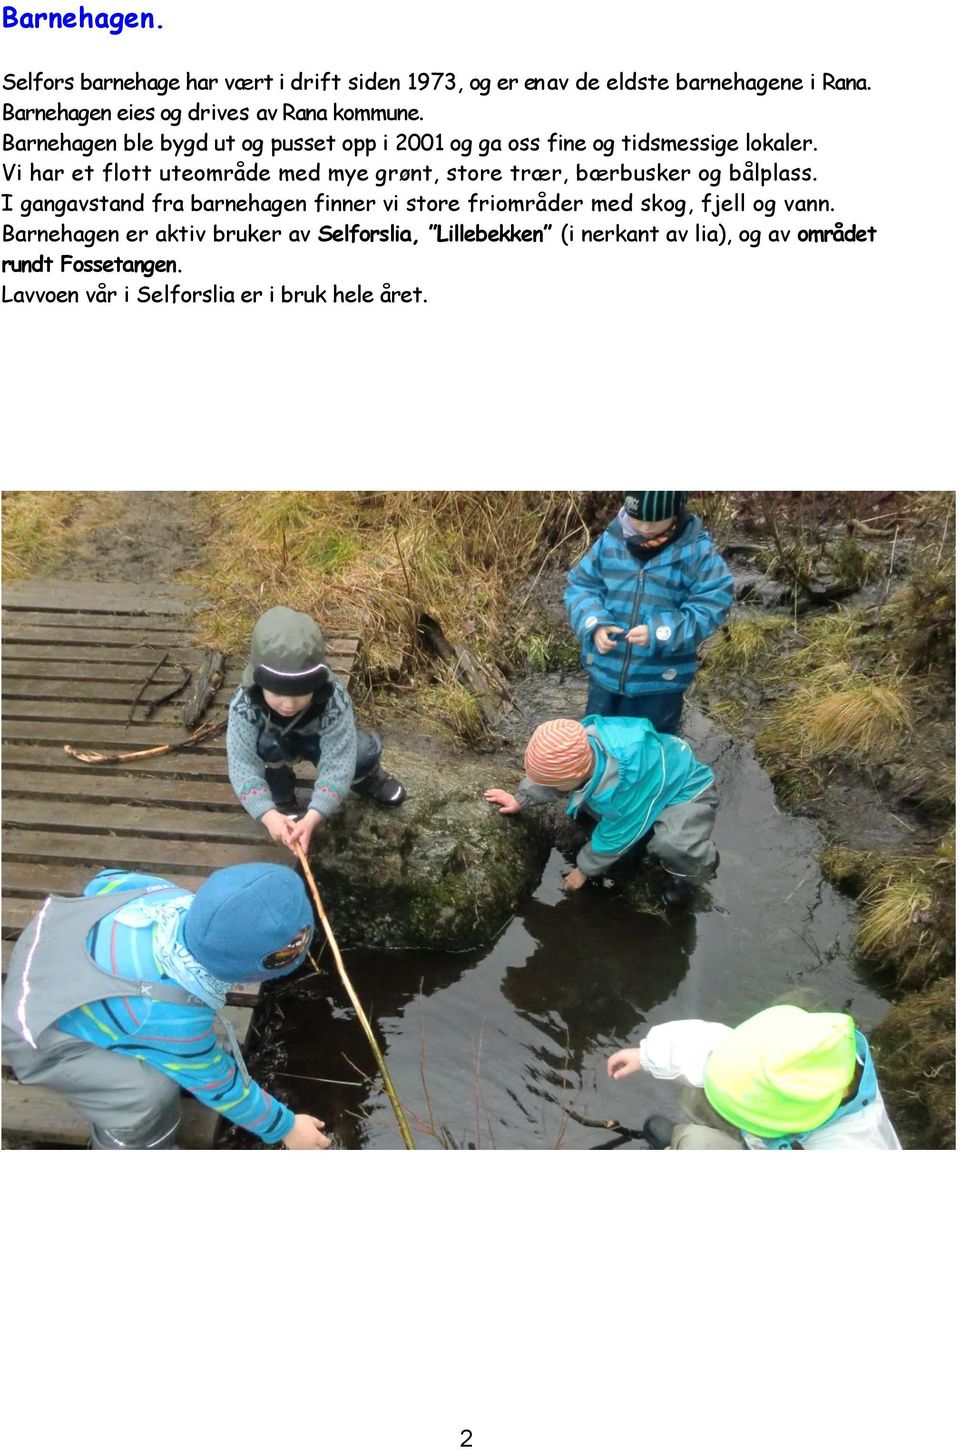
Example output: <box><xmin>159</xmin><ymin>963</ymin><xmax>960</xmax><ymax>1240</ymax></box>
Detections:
<box><xmin>2</xmin><ymin>491</ymin><xmax>84</xmax><ymax>579</ymax></box>
<box><xmin>185</xmin><ymin>490</ymin><xmax>591</xmax><ymax>738</ymax></box>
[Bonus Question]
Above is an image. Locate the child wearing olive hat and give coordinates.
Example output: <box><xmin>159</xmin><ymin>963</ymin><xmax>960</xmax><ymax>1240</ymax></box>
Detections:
<box><xmin>227</xmin><ymin>605</ymin><xmax>406</xmax><ymax>857</ymax></box>
<box><xmin>607</xmin><ymin>1005</ymin><xmax>901</xmax><ymax>1149</ymax></box>
<box><xmin>565</xmin><ymin>491</ymin><xmax>733</xmax><ymax>733</ymax></box>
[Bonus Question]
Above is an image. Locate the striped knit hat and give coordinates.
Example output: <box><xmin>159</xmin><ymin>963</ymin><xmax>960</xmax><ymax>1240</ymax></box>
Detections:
<box><xmin>524</xmin><ymin>719</ymin><xmax>595</xmax><ymax>785</ymax></box>
<box><xmin>623</xmin><ymin>491</ymin><xmax>689</xmax><ymax>523</ymax></box>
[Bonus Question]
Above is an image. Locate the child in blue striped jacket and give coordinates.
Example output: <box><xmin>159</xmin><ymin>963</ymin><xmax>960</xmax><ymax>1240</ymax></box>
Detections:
<box><xmin>564</xmin><ymin>491</ymin><xmax>734</xmax><ymax>734</ymax></box>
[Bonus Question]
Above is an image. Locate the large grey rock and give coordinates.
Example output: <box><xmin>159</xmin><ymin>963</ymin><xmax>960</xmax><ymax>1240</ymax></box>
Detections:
<box><xmin>309</xmin><ymin>746</ymin><xmax>551</xmax><ymax>951</ymax></box>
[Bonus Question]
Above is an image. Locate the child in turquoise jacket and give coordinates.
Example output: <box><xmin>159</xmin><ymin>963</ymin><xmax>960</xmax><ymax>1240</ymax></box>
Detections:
<box><xmin>485</xmin><ymin>715</ymin><xmax>718</xmax><ymax>905</ymax></box>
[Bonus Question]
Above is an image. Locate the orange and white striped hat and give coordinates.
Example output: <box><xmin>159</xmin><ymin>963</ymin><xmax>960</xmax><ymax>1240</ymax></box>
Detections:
<box><xmin>524</xmin><ymin>719</ymin><xmax>595</xmax><ymax>785</ymax></box>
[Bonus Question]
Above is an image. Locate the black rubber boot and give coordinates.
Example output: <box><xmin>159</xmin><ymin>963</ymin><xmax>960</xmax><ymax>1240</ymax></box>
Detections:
<box><xmin>658</xmin><ymin>873</ymin><xmax>697</xmax><ymax>907</ymax></box>
<box><xmin>642</xmin><ymin>1115</ymin><xmax>676</xmax><ymax>1150</ymax></box>
<box><xmin>351</xmin><ymin>764</ymin><xmax>406</xmax><ymax>806</ymax></box>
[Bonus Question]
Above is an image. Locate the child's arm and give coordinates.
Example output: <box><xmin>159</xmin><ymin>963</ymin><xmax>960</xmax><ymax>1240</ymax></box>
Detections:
<box><xmin>608</xmin><ymin>1022</ymin><xmax>733</xmax><ymax>1084</ymax></box>
<box><xmin>644</xmin><ymin>541</ymin><xmax>734</xmax><ymax>657</ymax></box>
<box><xmin>564</xmin><ymin>534</ymin><xmax>620</xmax><ymax>643</ymax></box>
<box><xmin>226</xmin><ymin>689</ymin><xmax>277</xmax><ymax>821</ymax></box>
<box><xmin>306</xmin><ymin>679</ymin><xmax>358</xmax><ymax>820</ymax></box>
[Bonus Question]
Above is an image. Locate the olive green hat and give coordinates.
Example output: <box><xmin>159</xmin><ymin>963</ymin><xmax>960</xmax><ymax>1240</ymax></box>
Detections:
<box><xmin>703</xmin><ymin>1005</ymin><xmax>857</xmax><ymax>1138</ymax></box>
<box><xmin>241</xmin><ymin>606</ymin><xmax>330</xmax><ymax>694</ymax></box>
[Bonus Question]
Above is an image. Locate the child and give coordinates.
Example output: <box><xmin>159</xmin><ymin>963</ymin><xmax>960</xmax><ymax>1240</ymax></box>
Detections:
<box><xmin>227</xmin><ymin>605</ymin><xmax>405</xmax><ymax>857</ymax></box>
<box><xmin>1</xmin><ymin>863</ymin><xmax>331</xmax><ymax>1149</ymax></box>
<box><xmin>564</xmin><ymin>490</ymin><xmax>734</xmax><ymax>733</ymax></box>
<box><xmin>607</xmin><ymin>1005</ymin><xmax>902</xmax><ymax>1149</ymax></box>
<box><xmin>484</xmin><ymin>715</ymin><xmax>718</xmax><ymax>906</ymax></box>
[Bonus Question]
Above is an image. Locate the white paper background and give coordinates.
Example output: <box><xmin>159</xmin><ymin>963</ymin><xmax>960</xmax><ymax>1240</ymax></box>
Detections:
<box><xmin>1</xmin><ymin>0</ymin><xmax>957</xmax><ymax>1441</ymax></box>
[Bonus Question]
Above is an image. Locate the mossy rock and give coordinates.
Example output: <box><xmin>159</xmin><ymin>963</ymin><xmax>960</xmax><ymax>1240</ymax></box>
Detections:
<box><xmin>310</xmin><ymin>746</ymin><xmax>551</xmax><ymax>951</ymax></box>
<box><xmin>872</xmin><ymin>978</ymin><xmax>955</xmax><ymax>1149</ymax></box>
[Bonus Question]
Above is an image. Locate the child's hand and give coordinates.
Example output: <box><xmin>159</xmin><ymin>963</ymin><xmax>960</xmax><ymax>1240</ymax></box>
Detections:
<box><xmin>262</xmin><ymin>808</ymin><xmax>296</xmax><ymax>847</ymax></box>
<box><xmin>484</xmin><ymin>789</ymin><xmax>521</xmax><ymax>814</ymax></box>
<box><xmin>607</xmin><ymin>1048</ymin><xmax>643</xmax><ymax>1080</ymax></box>
<box><xmin>624</xmin><ymin>624</ymin><xmax>650</xmax><ymax>646</ymax></box>
<box><xmin>282</xmin><ymin>1114</ymin><xmax>332</xmax><ymax>1149</ymax></box>
<box><xmin>563</xmin><ymin>867</ymin><xmax>587</xmax><ymax>891</ymax></box>
<box><xmin>593</xmin><ymin>625</ymin><xmax>624</xmax><ymax>654</ymax></box>
<box><xmin>287</xmin><ymin>810</ymin><xmax>323</xmax><ymax>855</ymax></box>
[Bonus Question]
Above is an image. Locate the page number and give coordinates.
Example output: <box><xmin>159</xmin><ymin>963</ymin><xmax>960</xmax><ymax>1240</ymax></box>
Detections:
<box><xmin>460</xmin><ymin>1433</ymin><xmax>472</xmax><ymax>1448</ymax></box>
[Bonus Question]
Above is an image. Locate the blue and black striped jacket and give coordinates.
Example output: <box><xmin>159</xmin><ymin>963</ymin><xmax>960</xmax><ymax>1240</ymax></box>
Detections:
<box><xmin>564</xmin><ymin>514</ymin><xmax>733</xmax><ymax>697</ymax></box>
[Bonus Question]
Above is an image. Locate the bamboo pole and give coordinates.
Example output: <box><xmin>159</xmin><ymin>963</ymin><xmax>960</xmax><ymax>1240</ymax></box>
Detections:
<box><xmin>295</xmin><ymin>844</ymin><xmax>416</xmax><ymax>1150</ymax></box>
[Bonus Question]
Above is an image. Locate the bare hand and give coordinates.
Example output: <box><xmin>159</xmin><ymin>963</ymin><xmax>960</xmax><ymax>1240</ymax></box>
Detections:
<box><xmin>607</xmin><ymin>1048</ymin><xmax>643</xmax><ymax>1080</ymax></box>
<box><xmin>283</xmin><ymin>1114</ymin><xmax>332</xmax><ymax>1149</ymax></box>
<box><xmin>262</xmin><ymin>808</ymin><xmax>296</xmax><ymax>848</ymax></box>
<box><xmin>484</xmin><ymin>789</ymin><xmax>522</xmax><ymax>814</ymax></box>
<box><xmin>563</xmin><ymin>867</ymin><xmax>588</xmax><ymax>892</ymax></box>
<box><xmin>624</xmin><ymin>624</ymin><xmax>650</xmax><ymax>646</ymax></box>
<box><xmin>287</xmin><ymin>810</ymin><xmax>323</xmax><ymax>855</ymax></box>
<box><xmin>593</xmin><ymin>625</ymin><xmax>624</xmax><ymax>655</ymax></box>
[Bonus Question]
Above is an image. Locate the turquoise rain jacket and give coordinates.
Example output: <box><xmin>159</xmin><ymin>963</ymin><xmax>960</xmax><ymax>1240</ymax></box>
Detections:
<box><xmin>564</xmin><ymin>514</ymin><xmax>733</xmax><ymax>697</ymax></box>
<box><xmin>570</xmin><ymin>715</ymin><xmax>714</xmax><ymax>856</ymax></box>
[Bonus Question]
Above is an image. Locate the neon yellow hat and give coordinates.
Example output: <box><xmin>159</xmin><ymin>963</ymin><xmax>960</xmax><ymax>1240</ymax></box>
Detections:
<box><xmin>703</xmin><ymin>1006</ymin><xmax>857</xmax><ymax>1138</ymax></box>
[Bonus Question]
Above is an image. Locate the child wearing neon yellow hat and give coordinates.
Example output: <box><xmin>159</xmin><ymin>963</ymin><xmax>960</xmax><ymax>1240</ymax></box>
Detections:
<box><xmin>607</xmin><ymin>1005</ymin><xmax>901</xmax><ymax>1149</ymax></box>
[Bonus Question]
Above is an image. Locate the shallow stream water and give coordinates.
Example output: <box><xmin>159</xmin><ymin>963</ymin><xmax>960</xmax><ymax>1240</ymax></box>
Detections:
<box><xmin>256</xmin><ymin>709</ymin><xmax>890</xmax><ymax>1149</ymax></box>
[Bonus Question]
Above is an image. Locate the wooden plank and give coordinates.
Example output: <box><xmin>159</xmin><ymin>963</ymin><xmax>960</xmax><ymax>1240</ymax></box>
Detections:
<box><xmin>3</xmin><ymin>642</ymin><xmax>220</xmax><ymax>666</ymax></box>
<box><xmin>3</xmin><ymin>770</ymin><xmax>239</xmax><ymax>810</ymax></box>
<box><xmin>2</xmin><ymin>827</ymin><xmax>290</xmax><ymax>876</ymax></box>
<box><xmin>3</xmin><ymin>660</ymin><xmax>242</xmax><ymax>685</ymax></box>
<box><xmin>2</xmin><ymin>743</ymin><xmax>236</xmax><ymax>779</ymax></box>
<box><xmin>2</xmin><ymin>580</ymin><xmax>200</xmax><ymax>615</ymax></box>
<box><xmin>2</xmin><ymin>860</ymin><xmax>208</xmax><ymax>898</ymax></box>
<box><xmin>3</xmin><ymin>696</ymin><xmax>230</xmax><ymax>724</ymax></box>
<box><xmin>5</xmin><ymin>677</ymin><xmax>207</xmax><ymax>705</ymax></box>
<box><xmin>3</xmin><ymin>624</ymin><xmax>205</xmax><ymax>648</ymax></box>
<box><xmin>1</xmin><ymin>1083</ymin><xmax>221</xmax><ymax>1148</ymax></box>
<box><xmin>3</xmin><ymin>798</ymin><xmax>266</xmax><ymax>844</ymax></box>
<box><xmin>3</xmin><ymin>610</ymin><xmax>190</xmax><ymax>633</ymax></box>
<box><xmin>4</xmin><ymin>719</ymin><xmax>227</xmax><ymax>748</ymax></box>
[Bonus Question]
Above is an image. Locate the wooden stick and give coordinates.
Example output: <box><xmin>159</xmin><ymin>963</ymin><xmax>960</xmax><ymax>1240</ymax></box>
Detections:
<box><xmin>142</xmin><ymin>663</ymin><xmax>192</xmax><ymax>719</ymax></box>
<box><xmin>294</xmin><ymin>844</ymin><xmax>416</xmax><ymax>1150</ymax></box>
<box><xmin>63</xmin><ymin>717</ymin><xmax>226</xmax><ymax>764</ymax></box>
<box><xmin>125</xmin><ymin>651</ymin><xmax>169</xmax><ymax>725</ymax></box>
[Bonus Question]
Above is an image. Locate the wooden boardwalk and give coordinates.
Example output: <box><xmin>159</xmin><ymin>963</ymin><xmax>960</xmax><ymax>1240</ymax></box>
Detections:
<box><xmin>1</xmin><ymin>578</ymin><xmax>357</xmax><ymax>1148</ymax></box>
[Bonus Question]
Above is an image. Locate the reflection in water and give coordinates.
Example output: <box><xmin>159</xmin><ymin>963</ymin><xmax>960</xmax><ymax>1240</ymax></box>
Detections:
<box><xmin>245</xmin><ymin>825</ymin><xmax>888</xmax><ymax>1150</ymax></box>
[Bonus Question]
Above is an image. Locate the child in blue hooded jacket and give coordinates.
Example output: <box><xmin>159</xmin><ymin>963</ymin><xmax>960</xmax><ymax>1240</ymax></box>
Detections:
<box><xmin>1</xmin><ymin>863</ymin><xmax>331</xmax><ymax>1150</ymax></box>
<box><xmin>565</xmin><ymin>490</ymin><xmax>734</xmax><ymax>733</ymax></box>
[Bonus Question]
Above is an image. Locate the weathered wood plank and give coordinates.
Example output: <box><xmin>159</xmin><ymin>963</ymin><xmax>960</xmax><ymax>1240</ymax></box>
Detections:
<box><xmin>2</xmin><ymin>743</ymin><xmax>237</xmax><ymax>779</ymax></box>
<box><xmin>3</xmin><ymin>610</ymin><xmax>190</xmax><ymax>633</ymax></box>
<box><xmin>2</xmin><ymin>580</ymin><xmax>200</xmax><ymax>615</ymax></box>
<box><xmin>2</xmin><ymin>827</ymin><xmax>289</xmax><ymax>876</ymax></box>
<box><xmin>3</xmin><ymin>640</ymin><xmax>356</xmax><ymax>668</ymax></box>
<box><xmin>2</xmin><ymin>860</ymin><xmax>208</xmax><ymax>898</ymax></box>
<box><xmin>3</xmin><ymin>697</ymin><xmax>229</xmax><ymax>724</ymax></box>
<box><xmin>4</xmin><ymin>624</ymin><xmax>207</xmax><ymax>648</ymax></box>
<box><xmin>4</xmin><ymin>798</ymin><xmax>267</xmax><ymax>844</ymax></box>
<box><xmin>4</xmin><ymin>677</ymin><xmax>209</xmax><ymax>705</ymax></box>
<box><xmin>4</xmin><ymin>719</ymin><xmax>228</xmax><ymax>748</ymax></box>
<box><xmin>3</xmin><ymin>660</ymin><xmax>241</xmax><ymax>685</ymax></box>
<box><xmin>3</xmin><ymin>770</ymin><xmax>239</xmax><ymax>810</ymax></box>
<box><xmin>3</xmin><ymin>641</ymin><xmax>219</xmax><ymax>666</ymax></box>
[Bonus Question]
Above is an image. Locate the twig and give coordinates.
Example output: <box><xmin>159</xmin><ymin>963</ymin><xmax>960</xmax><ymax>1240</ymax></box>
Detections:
<box><xmin>295</xmin><ymin>844</ymin><xmax>416</xmax><ymax>1150</ymax></box>
<box><xmin>125</xmin><ymin>650</ymin><xmax>169</xmax><ymax>725</ymax></box>
<box><xmin>935</xmin><ymin>500</ymin><xmax>953</xmax><ymax>568</ymax></box>
<box><xmin>64</xmin><ymin>716</ymin><xmax>226</xmax><ymax>764</ymax></box>
<box><xmin>142</xmin><ymin>663</ymin><xmax>192</xmax><ymax>719</ymax></box>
